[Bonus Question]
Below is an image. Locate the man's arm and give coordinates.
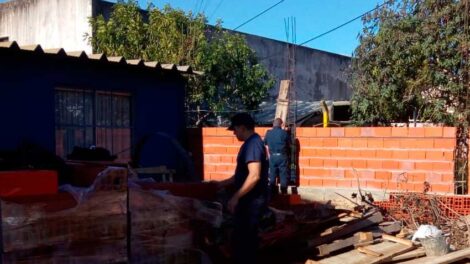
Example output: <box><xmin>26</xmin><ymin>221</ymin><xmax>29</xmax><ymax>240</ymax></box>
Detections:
<box><xmin>228</xmin><ymin>161</ymin><xmax>261</xmax><ymax>213</ymax></box>
<box><xmin>216</xmin><ymin>175</ymin><xmax>235</xmax><ymax>189</ymax></box>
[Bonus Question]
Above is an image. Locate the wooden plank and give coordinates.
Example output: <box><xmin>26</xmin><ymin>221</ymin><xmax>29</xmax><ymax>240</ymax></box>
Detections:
<box><xmin>308</xmin><ymin>212</ymin><xmax>383</xmax><ymax>248</ymax></box>
<box><xmin>275</xmin><ymin>80</ymin><xmax>290</xmax><ymax>123</ymax></box>
<box><xmin>389</xmin><ymin>248</ymin><xmax>426</xmax><ymax>262</ymax></box>
<box><xmin>317</xmin><ymin>231</ymin><xmax>381</xmax><ymax>256</ymax></box>
<box><xmin>368</xmin><ymin>245</ymin><xmax>414</xmax><ymax>264</ymax></box>
<box><xmin>401</xmin><ymin>247</ymin><xmax>470</xmax><ymax>264</ymax></box>
<box><xmin>382</xmin><ymin>234</ymin><xmax>413</xmax><ymax>247</ymax></box>
<box><xmin>377</xmin><ymin>221</ymin><xmax>401</xmax><ymax>234</ymax></box>
<box><xmin>357</xmin><ymin>247</ymin><xmax>383</xmax><ymax>257</ymax></box>
<box><xmin>317</xmin><ymin>241</ymin><xmax>405</xmax><ymax>264</ymax></box>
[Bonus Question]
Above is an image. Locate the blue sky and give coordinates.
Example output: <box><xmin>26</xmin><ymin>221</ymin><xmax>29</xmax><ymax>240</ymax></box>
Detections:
<box><xmin>0</xmin><ymin>0</ymin><xmax>384</xmax><ymax>56</ymax></box>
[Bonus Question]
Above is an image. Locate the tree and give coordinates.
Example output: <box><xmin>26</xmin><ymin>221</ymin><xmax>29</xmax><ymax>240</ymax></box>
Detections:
<box><xmin>88</xmin><ymin>0</ymin><xmax>274</xmax><ymax>125</ymax></box>
<box><xmin>351</xmin><ymin>0</ymin><xmax>469</xmax><ymax>193</ymax></box>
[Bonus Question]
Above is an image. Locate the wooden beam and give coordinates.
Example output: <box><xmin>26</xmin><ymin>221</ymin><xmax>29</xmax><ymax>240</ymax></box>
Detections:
<box><xmin>382</xmin><ymin>234</ymin><xmax>413</xmax><ymax>247</ymax></box>
<box><xmin>389</xmin><ymin>248</ymin><xmax>426</xmax><ymax>262</ymax></box>
<box><xmin>357</xmin><ymin>247</ymin><xmax>383</xmax><ymax>257</ymax></box>
<box><xmin>402</xmin><ymin>247</ymin><xmax>470</xmax><ymax>264</ymax></box>
<box><xmin>308</xmin><ymin>212</ymin><xmax>383</xmax><ymax>249</ymax></box>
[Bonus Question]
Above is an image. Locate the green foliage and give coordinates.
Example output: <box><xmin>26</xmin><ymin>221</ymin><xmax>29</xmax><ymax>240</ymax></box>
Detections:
<box><xmin>351</xmin><ymin>0</ymin><xmax>469</xmax><ymax>126</ymax></box>
<box><xmin>88</xmin><ymin>0</ymin><xmax>274</xmax><ymax>124</ymax></box>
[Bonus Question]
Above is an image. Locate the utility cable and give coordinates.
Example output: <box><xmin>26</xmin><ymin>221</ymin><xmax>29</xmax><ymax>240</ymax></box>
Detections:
<box><xmin>233</xmin><ymin>0</ymin><xmax>285</xmax><ymax>30</ymax></box>
<box><xmin>298</xmin><ymin>0</ymin><xmax>393</xmax><ymax>46</ymax></box>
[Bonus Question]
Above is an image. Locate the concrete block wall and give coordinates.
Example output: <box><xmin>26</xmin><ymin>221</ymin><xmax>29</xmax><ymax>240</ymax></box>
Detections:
<box><xmin>197</xmin><ymin>127</ymin><xmax>457</xmax><ymax>194</ymax></box>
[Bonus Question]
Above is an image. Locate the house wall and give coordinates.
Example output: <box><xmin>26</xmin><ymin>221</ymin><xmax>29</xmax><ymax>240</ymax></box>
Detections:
<box><xmin>189</xmin><ymin>127</ymin><xmax>456</xmax><ymax>195</ymax></box>
<box><xmin>0</xmin><ymin>49</ymin><xmax>186</xmax><ymax>171</ymax></box>
<box><xmin>0</xmin><ymin>0</ymin><xmax>93</xmax><ymax>53</ymax></box>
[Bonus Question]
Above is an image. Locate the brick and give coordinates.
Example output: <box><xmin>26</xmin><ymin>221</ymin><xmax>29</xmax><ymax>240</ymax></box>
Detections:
<box><xmin>338</xmin><ymin>159</ymin><xmax>353</xmax><ymax>168</ymax></box>
<box><xmin>323</xmin><ymin>138</ymin><xmax>338</xmax><ymax>147</ymax></box>
<box><xmin>336</xmin><ymin>179</ymin><xmax>352</xmax><ymax>188</ymax></box>
<box><xmin>299</xmin><ymin>177</ymin><xmax>310</xmax><ymax>186</ymax></box>
<box><xmin>204</xmin><ymin>164</ymin><xmax>217</xmax><ymax>173</ymax></box>
<box><xmin>443</xmin><ymin>127</ymin><xmax>457</xmax><ymax>138</ymax></box>
<box><xmin>409</xmin><ymin>150</ymin><xmax>426</xmax><ymax>159</ymax></box>
<box><xmin>441</xmin><ymin>173</ymin><xmax>454</xmax><ymax>182</ymax></box>
<box><xmin>383</xmin><ymin>139</ymin><xmax>401</xmax><ymax>148</ymax></box>
<box><xmin>202</xmin><ymin>128</ymin><xmax>219</xmax><ymax>136</ymax></box>
<box><xmin>298</xmin><ymin>138</ymin><xmax>310</xmax><ymax>146</ymax></box>
<box><xmin>410</xmin><ymin>172</ymin><xmax>426</xmax><ymax>182</ymax></box>
<box><xmin>413</xmin><ymin>183</ymin><xmax>426</xmax><ymax>192</ymax></box>
<box><xmin>360</xmin><ymin>127</ymin><xmax>374</xmax><ymax>137</ymax></box>
<box><xmin>324</xmin><ymin>159</ymin><xmax>338</xmax><ymax>168</ymax></box>
<box><xmin>352</xmin><ymin>139</ymin><xmax>368</xmax><ymax>148</ymax></box>
<box><xmin>345</xmin><ymin>127</ymin><xmax>361</xmax><ymax>137</ymax></box>
<box><xmin>434</xmin><ymin>139</ymin><xmax>456</xmax><ymax>149</ymax></box>
<box><xmin>226</xmin><ymin>147</ymin><xmax>240</xmax><ymax>154</ymax></box>
<box><xmin>399</xmin><ymin>161</ymin><xmax>415</xmax><ymax>171</ymax></box>
<box><xmin>299</xmin><ymin>158</ymin><xmax>310</xmax><ymax>167</ymax></box>
<box><xmin>220</xmin><ymin>156</ymin><xmax>234</xmax><ymax>163</ymax></box>
<box><xmin>367</xmin><ymin>138</ymin><xmax>384</xmax><ymax>148</ymax></box>
<box><xmin>382</xmin><ymin>181</ymin><xmax>398</xmax><ymax>191</ymax></box>
<box><xmin>360</xmin><ymin>149</ymin><xmax>376</xmax><ymax>158</ymax></box>
<box><xmin>373</xmin><ymin>127</ymin><xmax>392</xmax><ymax>137</ymax></box>
<box><xmin>309</xmin><ymin>178</ymin><xmax>324</xmax><ymax>186</ymax></box>
<box><xmin>330</xmin><ymin>128</ymin><xmax>345</xmax><ymax>137</ymax></box>
<box><xmin>366</xmin><ymin>181</ymin><xmax>383</xmax><ymax>190</ymax></box>
<box><xmin>382</xmin><ymin>160</ymin><xmax>399</xmax><ymax>169</ymax></box>
<box><xmin>216</xmin><ymin>165</ymin><xmax>231</xmax><ymax>173</ymax></box>
<box><xmin>323</xmin><ymin>179</ymin><xmax>337</xmax><ymax>187</ymax></box>
<box><xmin>331</xmin><ymin>169</ymin><xmax>345</xmax><ymax>178</ymax></box>
<box><xmin>316</xmin><ymin>128</ymin><xmax>331</xmax><ymax>137</ymax></box>
<box><xmin>331</xmin><ymin>149</ymin><xmax>347</xmax><ymax>157</ymax></box>
<box><xmin>415</xmin><ymin>162</ymin><xmax>434</xmax><ymax>170</ymax></box>
<box><xmin>309</xmin><ymin>158</ymin><xmax>323</xmax><ymax>167</ymax></box>
<box><xmin>345</xmin><ymin>170</ymin><xmax>356</xmax><ymax>178</ymax></box>
<box><xmin>375</xmin><ymin>171</ymin><xmax>391</xmax><ymax>180</ymax></box>
<box><xmin>303</xmin><ymin>168</ymin><xmax>330</xmax><ymax>177</ymax></box>
<box><xmin>205</xmin><ymin>155</ymin><xmax>220</xmax><ymax>163</ymax></box>
<box><xmin>216</xmin><ymin>127</ymin><xmax>235</xmax><ymax>136</ymax></box>
<box><xmin>351</xmin><ymin>179</ymin><xmax>367</xmax><ymax>188</ymax></box>
<box><xmin>301</xmin><ymin>148</ymin><xmax>316</xmax><ymax>156</ymax></box>
<box><xmin>426</xmin><ymin>173</ymin><xmax>442</xmax><ymax>183</ymax></box>
<box><xmin>358</xmin><ymin>170</ymin><xmax>375</xmax><ymax>179</ymax></box>
<box><xmin>397</xmin><ymin>182</ymin><xmax>415</xmax><ymax>192</ymax></box>
<box><xmin>203</xmin><ymin>146</ymin><xmax>226</xmax><ymax>154</ymax></box>
<box><xmin>204</xmin><ymin>137</ymin><xmax>234</xmax><ymax>145</ymax></box>
<box><xmin>316</xmin><ymin>148</ymin><xmax>331</xmax><ymax>157</ymax></box>
<box><xmin>301</xmin><ymin>128</ymin><xmax>317</xmax><ymax>137</ymax></box>
<box><xmin>392</xmin><ymin>151</ymin><xmax>408</xmax><ymax>159</ymax></box>
<box><xmin>413</xmin><ymin>139</ymin><xmax>435</xmax><ymax>149</ymax></box>
<box><xmin>432</xmin><ymin>162</ymin><xmax>453</xmax><ymax>171</ymax></box>
<box><xmin>392</xmin><ymin>172</ymin><xmax>409</xmax><ymax>182</ymax></box>
<box><xmin>352</xmin><ymin>159</ymin><xmax>367</xmax><ymax>169</ymax></box>
<box><xmin>426</xmin><ymin>151</ymin><xmax>444</xmax><ymax>160</ymax></box>
<box><xmin>307</xmin><ymin>138</ymin><xmax>323</xmax><ymax>147</ymax></box>
<box><xmin>408</xmin><ymin>127</ymin><xmax>425</xmax><ymax>137</ymax></box>
<box><xmin>376</xmin><ymin>150</ymin><xmax>393</xmax><ymax>158</ymax></box>
<box><xmin>399</xmin><ymin>138</ymin><xmax>416</xmax><ymax>149</ymax></box>
<box><xmin>367</xmin><ymin>160</ymin><xmax>382</xmax><ymax>169</ymax></box>
<box><xmin>338</xmin><ymin>138</ymin><xmax>353</xmax><ymax>147</ymax></box>
<box><xmin>430</xmin><ymin>184</ymin><xmax>452</xmax><ymax>193</ymax></box>
<box><xmin>391</xmin><ymin>127</ymin><xmax>408</xmax><ymax>137</ymax></box>
<box><xmin>210</xmin><ymin>173</ymin><xmax>231</xmax><ymax>180</ymax></box>
<box><xmin>424</xmin><ymin>127</ymin><xmax>443</xmax><ymax>137</ymax></box>
<box><xmin>444</xmin><ymin>150</ymin><xmax>456</xmax><ymax>160</ymax></box>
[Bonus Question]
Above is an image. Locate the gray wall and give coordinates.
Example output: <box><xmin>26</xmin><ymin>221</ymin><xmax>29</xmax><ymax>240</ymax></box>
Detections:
<box><xmin>0</xmin><ymin>0</ymin><xmax>93</xmax><ymax>53</ymax></box>
<box><xmin>242</xmin><ymin>32</ymin><xmax>351</xmax><ymax>102</ymax></box>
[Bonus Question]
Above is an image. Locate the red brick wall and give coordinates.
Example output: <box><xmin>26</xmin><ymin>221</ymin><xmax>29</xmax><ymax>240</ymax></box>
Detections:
<box><xmin>193</xmin><ymin>127</ymin><xmax>457</xmax><ymax>194</ymax></box>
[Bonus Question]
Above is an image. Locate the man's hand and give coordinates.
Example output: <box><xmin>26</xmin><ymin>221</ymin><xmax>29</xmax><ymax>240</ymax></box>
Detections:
<box><xmin>228</xmin><ymin>195</ymin><xmax>239</xmax><ymax>214</ymax></box>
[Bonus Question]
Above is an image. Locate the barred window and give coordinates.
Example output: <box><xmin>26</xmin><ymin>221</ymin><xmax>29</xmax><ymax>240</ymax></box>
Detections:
<box><xmin>55</xmin><ymin>88</ymin><xmax>131</xmax><ymax>162</ymax></box>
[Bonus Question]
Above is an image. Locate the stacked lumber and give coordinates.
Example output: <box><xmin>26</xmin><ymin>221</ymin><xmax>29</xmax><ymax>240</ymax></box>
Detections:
<box><xmin>1</xmin><ymin>167</ymin><xmax>128</xmax><ymax>263</ymax></box>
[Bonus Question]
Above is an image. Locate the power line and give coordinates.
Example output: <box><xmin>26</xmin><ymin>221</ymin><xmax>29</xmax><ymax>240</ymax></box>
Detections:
<box><xmin>209</xmin><ymin>0</ymin><xmax>225</xmax><ymax>20</ymax></box>
<box><xmin>298</xmin><ymin>0</ymin><xmax>393</xmax><ymax>46</ymax></box>
<box><xmin>233</xmin><ymin>0</ymin><xmax>286</xmax><ymax>31</ymax></box>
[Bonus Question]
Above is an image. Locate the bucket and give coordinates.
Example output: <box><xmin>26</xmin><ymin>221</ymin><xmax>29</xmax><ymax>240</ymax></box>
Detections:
<box><xmin>421</xmin><ymin>235</ymin><xmax>449</xmax><ymax>256</ymax></box>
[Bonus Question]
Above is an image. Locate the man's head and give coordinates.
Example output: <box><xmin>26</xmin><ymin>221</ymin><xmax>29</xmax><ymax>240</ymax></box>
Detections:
<box><xmin>273</xmin><ymin>118</ymin><xmax>283</xmax><ymax>127</ymax></box>
<box><xmin>228</xmin><ymin>113</ymin><xmax>255</xmax><ymax>141</ymax></box>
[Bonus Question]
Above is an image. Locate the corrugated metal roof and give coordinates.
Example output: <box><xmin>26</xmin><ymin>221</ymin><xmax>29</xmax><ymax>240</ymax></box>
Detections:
<box><xmin>0</xmin><ymin>41</ymin><xmax>200</xmax><ymax>75</ymax></box>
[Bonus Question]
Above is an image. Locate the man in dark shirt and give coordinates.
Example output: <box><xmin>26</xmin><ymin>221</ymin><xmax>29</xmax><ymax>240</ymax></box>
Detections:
<box><xmin>216</xmin><ymin>113</ymin><xmax>269</xmax><ymax>264</ymax></box>
<box><xmin>264</xmin><ymin>118</ymin><xmax>290</xmax><ymax>195</ymax></box>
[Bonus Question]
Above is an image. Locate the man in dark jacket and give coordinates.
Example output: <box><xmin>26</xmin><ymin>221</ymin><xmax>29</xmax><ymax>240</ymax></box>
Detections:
<box><xmin>264</xmin><ymin>118</ymin><xmax>290</xmax><ymax>195</ymax></box>
<box><xmin>216</xmin><ymin>113</ymin><xmax>269</xmax><ymax>264</ymax></box>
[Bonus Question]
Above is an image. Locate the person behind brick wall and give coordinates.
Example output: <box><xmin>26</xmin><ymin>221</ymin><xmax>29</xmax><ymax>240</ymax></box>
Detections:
<box><xmin>214</xmin><ymin>113</ymin><xmax>269</xmax><ymax>264</ymax></box>
<box><xmin>264</xmin><ymin>118</ymin><xmax>290</xmax><ymax>195</ymax></box>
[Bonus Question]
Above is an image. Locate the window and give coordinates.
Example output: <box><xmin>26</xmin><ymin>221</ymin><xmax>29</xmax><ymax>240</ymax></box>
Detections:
<box><xmin>55</xmin><ymin>88</ymin><xmax>132</xmax><ymax>162</ymax></box>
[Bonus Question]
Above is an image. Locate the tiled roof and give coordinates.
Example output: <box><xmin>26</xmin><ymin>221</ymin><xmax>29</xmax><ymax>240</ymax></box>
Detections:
<box><xmin>0</xmin><ymin>41</ymin><xmax>202</xmax><ymax>75</ymax></box>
